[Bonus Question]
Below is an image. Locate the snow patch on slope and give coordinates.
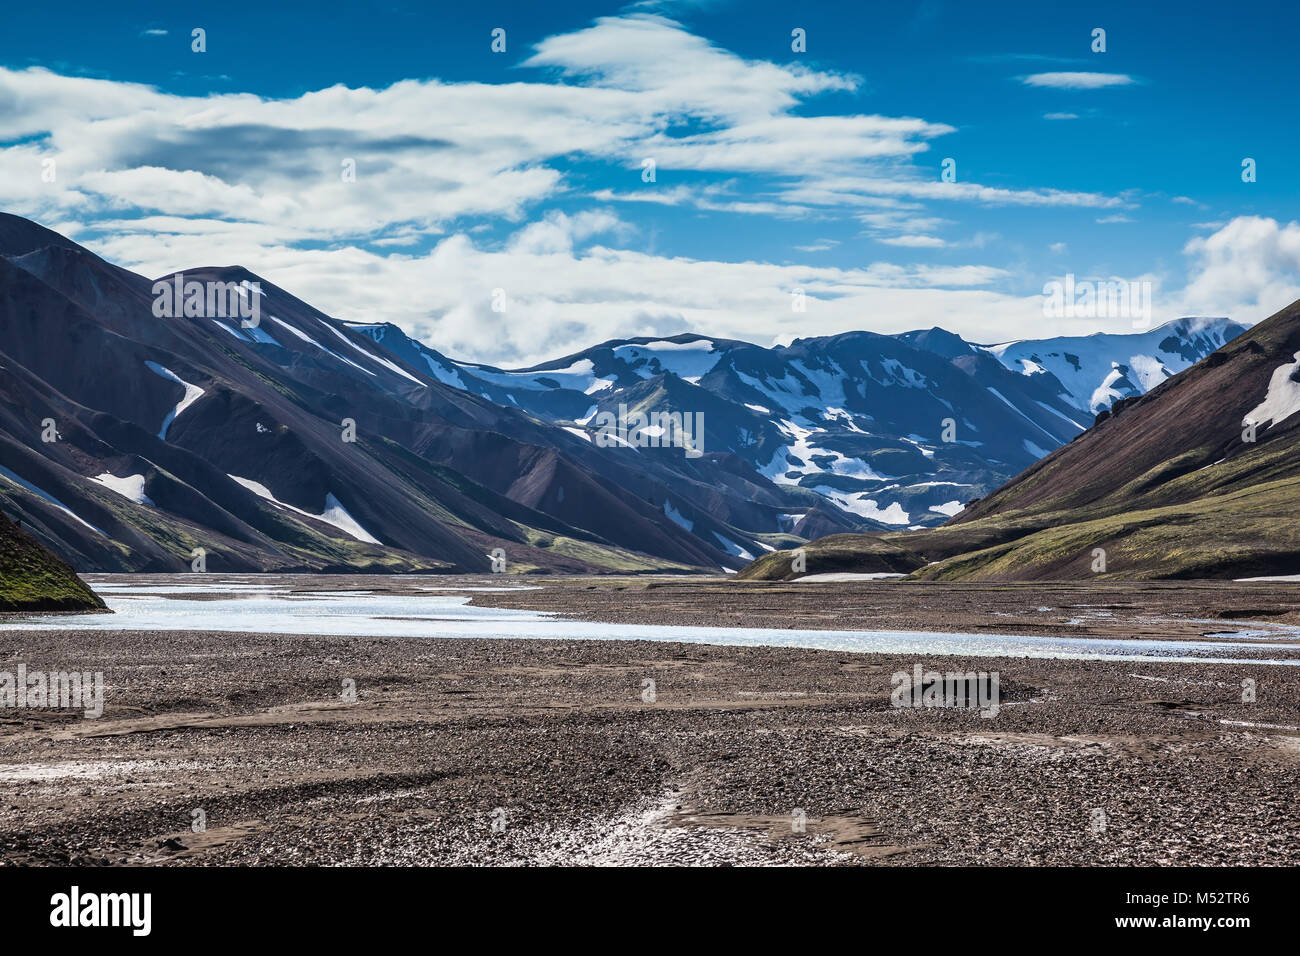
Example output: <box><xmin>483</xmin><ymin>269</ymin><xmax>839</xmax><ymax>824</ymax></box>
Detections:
<box><xmin>145</xmin><ymin>361</ymin><xmax>205</xmax><ymax>440</ymax></box>
<box><xmin>815</xmin><ymin>488</ymin><xmax>910</xmax><ymax>525</ymax></box>
<box><xmin>985</xmin><ymin>387</ymin><xmax>1058</xmax><ymax>444</ymax></box>
<box><xmin>1244</xmin><ymin>351</ymin><xmax>1300</xmax><ymax>430</ymax></box>
<box><xmin>322</xmin><ymin>324</ymin><xmax>424</xmax><ymax>385</ymax></box>
<box><xmin>663</xmin><ymin>500</ymin><xmax>694</xmax><ymax>531</ymax></box>
<box><xmin>611</xmin><ymin>340</ymin><xmax>720</xmax><ymax>384</ymax></box>
<box><xmin>266</xmin><ymin>316</ymin><xmax>375</xmax><ymax>377</ymax></box>
<box><xmin>93</xmin><ymin>473</ymin><xmax>152</xmax><ymax>506</ymax></box>
<box><xmin>761</xmin><ymin>420</ymin><xmax>885</xmax><ymax>482</ymax></box>
<box><xmin>229</xmin><ymin>476</ymin><xmax>381</xmax><ymax>544</ymax></box>
<box><xmin>712</xmin><ymin>532</ymin><xmax>755</xmax><ymax>561</ymax></box>
<box><xmin>420</xmin><ymin>354</ymin><xmax>467</xmax><ymax>390</ymax></box>
<box><xmin>0</xmin><ymin>465</ymin><xmax>105</xmax><ymax>535</ymax></box>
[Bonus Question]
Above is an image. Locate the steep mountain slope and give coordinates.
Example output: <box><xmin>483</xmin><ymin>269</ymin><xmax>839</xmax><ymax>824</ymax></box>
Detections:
<box><xmin>360</xmin><ymin>318</ymin><xmax>1240</xmax><ymax>530</ymax></box>
<box><xmin>0</xmin><ymin>510</ymin><xmax>104</xmax><ymax>611</ymax></box>
<box><xmin>0</xmin><ymin>213</ymin><xmax>802</xmax><ymax>573</ymax></box>
<box><xmin>741</xmin><ymin>298</ymin><xmax>1300</xmax><ymax>582</ymax></box>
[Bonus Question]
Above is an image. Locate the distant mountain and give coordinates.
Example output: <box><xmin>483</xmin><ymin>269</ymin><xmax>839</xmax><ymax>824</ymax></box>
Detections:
<box><xmin>358</xmin><ymin>315</ymin><xmax>1243</xmax><ymax>532</ymax></box>
<box><xmin>741</xmin><ymin>298</ymin><xmax>1300</xmax><ymax>582</ymax></box>
<box><xmin>0</xmin><ymin>212</ymin><xmax>1246</xmax><ymax>574</ymax></box>
<box><xmin>978</xmin><ymin>318</ymin><xmax>1244</xmax><ymax>415</ymax></box>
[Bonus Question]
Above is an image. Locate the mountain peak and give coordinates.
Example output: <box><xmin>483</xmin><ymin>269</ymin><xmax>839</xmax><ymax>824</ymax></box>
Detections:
<box><xmin>895</xmin><ymin>326</ymin><xmax>976</xmax><ymax>359</ymax></box>
<box><xmin>0</xmin><ymin>212</ymin><xmax>83</xmax><ymax>259</ymax></box>
<box><xmin>153</xmin><ymin>264</ymin><xmax>266</xmax><ymax>286</ymax></box>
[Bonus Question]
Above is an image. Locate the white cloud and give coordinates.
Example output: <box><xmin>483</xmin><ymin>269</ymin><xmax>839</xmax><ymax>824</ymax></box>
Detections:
<box><xmin>506</xmin><ymin>209</ymin><xmax>629</xmax><ymax>255</ymax></box>
<box><xmin>877</xmin><ymin>235</ymin><xmax>947</xmax><ymax>248</ymax></box>
<box><xmin>1021</xmin><ymin>72</ymin><xmax>1137</xmax><ymax>90</ymax></box>
<box><xmin>522</xmin><ymin>14</ymin><xmax>857</xmax><ymax>121</ymax></box>
<box><xmin>0</xmin><ymin>14</ymin><xmax>1127</xmax><ymax>243</ymax></box>
<box><xmin>0</xmin><ymin>15</ymin><xmax>1172</xmax><ymax>368</ymax></box>
<box><xmin>588</xmin><ymin>184</ymin><xmax>809</xmax><ymax>217</ymax></box>
<box><xmin>78</xmin><ymin>213</ymin><xmax>1293</xmax><ymax>369</ymax></box>
<box><xmin>787</xmin><ymin>175</ymin><xmax>1126</xmax><ymax>210</ymax></box>
<box><xmin>86</xmin><ymin>215</ymin><xmax>1047</xmax><ymax>366</ymax></box>
<box><xmin>1177</xmin><ymin>216</ymin><xmax>1300</xmax><ymax>323</ymax></box>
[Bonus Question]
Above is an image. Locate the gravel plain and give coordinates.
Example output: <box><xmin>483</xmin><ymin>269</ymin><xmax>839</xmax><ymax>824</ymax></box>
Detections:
<box><xmin>2</xmin><ymin>575</ymin><xmax>1298</xmax><ymax>866</ymax></box>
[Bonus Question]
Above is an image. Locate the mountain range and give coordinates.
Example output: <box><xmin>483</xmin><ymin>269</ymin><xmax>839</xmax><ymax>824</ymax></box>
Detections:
<box><xmin>363</xmin><ymin>316</ymin><xmax>1242</xmax><ymax>533</ymax></box>
<box><xmin>0</xmin><ymin>212</ymin><xmax>1244</xmax><ymax>575</ymax></box>
<box><xmin>741</xmin><ymin>297</ymin><xmax>1300</xmax><ymax>582</ymax></box>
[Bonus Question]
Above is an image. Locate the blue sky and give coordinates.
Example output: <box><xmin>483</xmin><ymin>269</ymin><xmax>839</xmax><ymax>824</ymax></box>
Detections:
<box><xmin>2</xmin><ymin>0</ymin><xmax>1297</xmax><ymax>364</ymax></box>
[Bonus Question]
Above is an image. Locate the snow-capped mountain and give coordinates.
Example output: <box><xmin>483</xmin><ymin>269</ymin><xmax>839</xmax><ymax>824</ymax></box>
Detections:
<box><xmin>356</xmin><ymin>317</ymin><xmax>1244</xmax><ymax>531</ymax></box>
<box><xmin>979</xmin><ymin>317</ymin><xmax>1246</xmax><ymax>414</ymax></box>
<box><xmin>0</xmin><ymin>212</ymin><xmax>1246</xmax><ymax>572</ymax></box>
<box><xmin>877</xmin><ymin>299</ymin><xmax>1299</xmax><ymax>581</ymax></box>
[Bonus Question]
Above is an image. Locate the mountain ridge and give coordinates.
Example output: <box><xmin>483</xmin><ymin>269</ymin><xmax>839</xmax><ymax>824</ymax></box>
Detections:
<box><xmin>356</xmin><ymin>313</ymin><xmax>1243</xmax><ymax>531</ymax></box>
<box><xmin>0</xmin><ymin>213</ymin><xmax>814</xmax><ymax>573</ymax></box>
<box><xmin>0</xmin><ymin>212</ymin><xmax>1246</xmax><ymax>574</ymax></box>
<box><xmin>740</xmin><ymin>297</ymin><xmax>1300</xmax><ymax>582</ymax></box>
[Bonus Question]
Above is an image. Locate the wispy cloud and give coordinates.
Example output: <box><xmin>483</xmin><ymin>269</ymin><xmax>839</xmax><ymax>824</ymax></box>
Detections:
<box><xmin>877</xmin><ymin>234</ymin><xmax>947</xmax><ymax>248</ymax></box>
<box><xmin>1021</xmin><ymin>72</ymin><xmax>1137</xmax><ymax>90</ymax></box>
<box><xmin>966</xmin><ymin>53</ymin><xmax>1083</xmax><ymax>65</ymax></box>
<box><xmin>0</xmin><ymin>13</ymin><xmax>1179</xmax><ymax>364</ymax></box>
<box><xmin>2</xmin><ymin>15</ymin><xmax>1128</xmax><ymax>243</ymax></box>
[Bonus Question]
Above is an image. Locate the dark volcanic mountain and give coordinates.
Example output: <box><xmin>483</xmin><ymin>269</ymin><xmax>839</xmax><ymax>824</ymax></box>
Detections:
<box><xmin>741</xmin><ymin>297</ymin><xmax>1300</xmax><ymax>582</ymax></box>
<box><xmin>0</xmin><ymin>213</ymin><xmax>813</xmax><ymax>573</ymax></box>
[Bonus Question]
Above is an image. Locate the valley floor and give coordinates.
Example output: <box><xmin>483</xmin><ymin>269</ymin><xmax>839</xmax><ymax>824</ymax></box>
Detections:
<box><xmin>2</xmin><ymin>576</ymin><xmax>1299</xmax><ymax>866</ymax></box>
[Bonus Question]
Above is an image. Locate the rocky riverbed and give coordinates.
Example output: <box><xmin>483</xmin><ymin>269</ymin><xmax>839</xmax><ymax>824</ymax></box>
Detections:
<box><xmin>2</xmin><ymin>575</ymin><xmax>1298</xmax><ymax>866</ymax></box>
